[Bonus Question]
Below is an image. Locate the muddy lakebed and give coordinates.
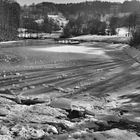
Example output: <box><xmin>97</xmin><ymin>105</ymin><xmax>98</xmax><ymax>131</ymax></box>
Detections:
<box><xmin>0</xmin><ymin>39</ymin><xmax>140</xmax><ymax>140</ymax></box>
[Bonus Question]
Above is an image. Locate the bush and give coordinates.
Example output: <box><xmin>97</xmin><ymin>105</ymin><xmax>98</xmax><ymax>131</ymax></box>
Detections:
<box><xmin>0</xmin><ymin>27</ymin><xmax>18</xmax><ymax>42</ymax></box>
<box><xmin>129</xmin><ymin>31</ymin><xmax>140</xmax><ymax>48</ymax></box>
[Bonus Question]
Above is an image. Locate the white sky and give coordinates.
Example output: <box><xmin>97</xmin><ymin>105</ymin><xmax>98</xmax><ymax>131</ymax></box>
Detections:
<box><xmin>16</xmin><ymin>0</ymin><xmax>132</xmax><ymax>6</ymax></box>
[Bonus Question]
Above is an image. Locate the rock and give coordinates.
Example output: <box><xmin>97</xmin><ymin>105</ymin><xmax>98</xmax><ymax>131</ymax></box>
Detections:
<box><xmin>71</xmin><ymin>130</ymin><xmax>87</xmax><ymax>139</ymax></box>
<box><xmin>71</xmin><ymin>100</ymin><xmax>104</xmax><ymax>116</ymax></box>
<box><xmin>15</xmin><ymin>73</ymin><xmax>21</xmax><ymax>76</ymax></box>
<box><xmin>29</xmin><ymin>86</ymin><xmax>35</xmax><ymax>89</ymax></box>
<box><xmin>85</xmin><ymin>108</ymin><xmax>95</xmax><ymax>116</ymax></box>
<box><xmin>68</xmin><ymin>129</ymin><xmax>140</xmax><ymax>140</ymax></box>
<box><xmin>99</xmin><ymin>128</ymin><xmax>140</xmax><ymax>140</ymax></box>
<box><xmin>14</xmin><ymin>96</ymin><xmax>22</xmax><ymax>104</ymax></box>
<box><xmin>42</xmin><ymin>84</ymin><xmax>48</xmax><ymax>87</ymax></box>
<box><xmin>96</xmin><ymin>114</ymin><xmax>121</xmax><ymax>123</ymax></box>
<box><xmin>55</xmin><ymin>87</ymin><xmax>66</xmax><ymax>93</ymax></box>
<box><xmin>76</xmin><ymin>118</ymin><xmax>99</xmax><ymax>130</ymax></box>
<box><xmin>106</xmin><ymin>100</ymin><xmax>118</xmax><ymax>108</ymax></box>
<box><xmin>19</xmin><ymin>126</ymin><xmax>45</xmax><ymax>139</ymax></box>
<box><xmin>50</xmin><ymin>98</ymin><xmax>72</xmax><ymax>110</ymax></box>
<box><xmin>47</xmin><ymin>125</ymin><xmax>58</xmax><ymax>134</ymax></box>
<box><xmin>0</xmin><ymin>126</ymin><xmax>10</xmax><ymax>135</ymax></box>
<box><xmin>71</xmin><ymin>131</ymin><xmax>82</xmax><ymax>139</ymax></box>
<box><xmin>0</xmin><ymin>89</ymin><xmax>14</xmax><ymax>96</ymax></box>
<box><xmin>6</xmin><ymin>103</ymin><xmax>75</xmax><ymax>130</ymax></box>
<box><xmin>20</xmin><ymin>97</ymin><xmax>46</xmax><ymax>105</ymax></box>
<box><xmin>11</xmin><ymin>124</ymin><xmax>22</xmax><ymax>134</ymax></box>
<box><xmin>0</xmin><ymin>108</ymin><xmax>9</xmax><ymax>116</ymax></box>
<box><xmin>74</xmin><ymin>86</ymin><xmax>80</xmax><ymax>89</ymax></box>
<box><xmin>22</xmin><ymin>87</ymin><xmax>28</xmax><ymax>91</ymax></box>
<box><xmin>0</xmin><ymin>95</ymin><xmax>139</xmax><ymax>140</ymax></box>
<box><xmin>0</xmin><ymin>135</ymin><xmax>13</xmax><ymax>140</ymax></box>
<box><xmin>100</xmin><ymin>77</ymin><xmax>106</xmax><ymax>80</ymax></box>
<box><xmin>61</xmin><ymin>74</ymin><xmax>67</xmax><ymax>78</ymax></box>
<box><xmin>29</xmin><ymin>104</ymin><xmax>68</xmax><ymax>118</ymax></box>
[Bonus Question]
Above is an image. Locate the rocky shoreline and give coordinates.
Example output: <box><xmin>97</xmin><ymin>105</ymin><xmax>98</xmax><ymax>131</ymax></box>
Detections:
<box><xmin>0</xmin><ymin>94</ymin><xmax>140</xmax><ymax>140</ymax></box>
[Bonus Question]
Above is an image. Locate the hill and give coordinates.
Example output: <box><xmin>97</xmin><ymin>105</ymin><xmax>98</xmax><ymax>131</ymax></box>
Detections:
<box><xmin>20</xmin><ymin>0</ymin><xmax>140</xmax><ymax>37</ymax></box>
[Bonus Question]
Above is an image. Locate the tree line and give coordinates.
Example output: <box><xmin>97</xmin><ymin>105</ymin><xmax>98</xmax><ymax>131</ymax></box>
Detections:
<box><xmin>21</xmin><ymin>16</ymin><xmax>60</xmax><ymax>34</ymax></box>
<box><xmin>0</xmin><ymin>0</ymin><xmax>20</xmax><ymax>41</ymax></box>
<box><xmin>61</xmin><ymin>16</ymin><xmax>106</xmax><ymax>38</ymax></box>
<box><xmin>20</xmin><ymin>0</ymin><xmax>140</xmax><ymax>36</ymax></box>
<box><xmin>0</xmin><ymin>0</ymin><xmax>140</xmax><ymax>41</ymax></box>
<box><xmin>109</xmin><ymin>12</ymin><xmax>137</xmax><ymax>35</ymax></box>
<box><xmin>30</xmin><ymin>0</ymin><xmax>140</xmax><ymax>20</ymax></box>
<box><xmin>61</xmin><ymin>11</ymin><xmax>139</xmax><ymax>38</ymax></box>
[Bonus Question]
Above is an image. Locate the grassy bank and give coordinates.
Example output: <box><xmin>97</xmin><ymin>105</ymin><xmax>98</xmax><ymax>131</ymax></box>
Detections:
<box><xmin>71</xmin><ymin>35</ymin><xmax>130</xmax><ymax>44</ymax></box>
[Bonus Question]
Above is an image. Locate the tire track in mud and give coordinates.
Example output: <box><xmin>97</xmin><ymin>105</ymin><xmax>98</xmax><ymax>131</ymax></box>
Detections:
<box><xmin>0</xmin><ymin>60</ymin><xmax>122</xmax><ymax>92</ymax></box>
<box><xmin>62</xmin><ymin>65</ymin><xmax>140</xmax><ymax>98</ymax></box>
<box><xmin>0</xmin><ymin>60</ymin><xmax>123</xmax><ymax>82</ymax></box>
<box><xmin>0</xmin><ymin>46</ymin><xmax>138</xmax><ymax>98</ymax></box>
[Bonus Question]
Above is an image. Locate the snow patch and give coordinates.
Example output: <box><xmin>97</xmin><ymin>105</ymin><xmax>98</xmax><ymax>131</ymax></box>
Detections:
<box><xmin>32</xmin><ymin>45</ymin><xmax>107</xmax><ymax>56</ymax></box>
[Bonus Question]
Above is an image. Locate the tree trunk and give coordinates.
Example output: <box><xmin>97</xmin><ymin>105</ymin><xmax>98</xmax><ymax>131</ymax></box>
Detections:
<box><xmin>136</xmin><ymin>12</ymin><xmax>140</xmax><ymax>33</ymax></box>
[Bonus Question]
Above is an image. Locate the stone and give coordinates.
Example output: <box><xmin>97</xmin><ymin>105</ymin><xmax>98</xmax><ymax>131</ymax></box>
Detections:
<box><xmin>0</xmin><ymin>108</ymin><xmax>9</xmax><ymax>116</ymax></box>
<box><xmin>29</xmin><ymin>104</ymin><xmax>68</xmax><ymax>118</ymax></box>
<box><xmin>19</xmin><ymin>126</ymin><xmax>45</xmax><ymax>139</ymax></box>
<box><xmin>11</xmin><ymin>124</ymin><xmax>22</xmax><ymax>134</ymax></box>
<box><xmin>96</xmin><ymin>114</ymin><xmax>121</xmax><ymax>123</ymax></box>
<box><xmin>0</xmin><ymin>95</ymin><xmax>139</xmax><ymax>140</ymax></box>
<box><xmin>0</xmin><ymin>126</ymin><xmax>10</xmax><ymax>135</ymax></box>
<box><xmin>0</xmin><ymin>135</ymin><xmax>13</xmax><ymax>140</ymax></box>
<box><xmin>76</xmin><ymin>118</ymin><xmax>99</xmax><ymax>130</ymax></box>
<box><xmin>71</xmin><ymin>130</ymin><xmax>87</xmax><ymax>139</ymax></box>
<box><xmin>47</xmin><ymin>125</ymin><xmax>58</xmax><ymax>134</ymax></box>
<box><xmin>99</xmin><ymin>128</ymin><xmax>140</xmax><ymax>140</ymax></box>
<box><xmin>50</xmin><ymin>98</ymin><xmax>71</xmax><ymax>110</ymax></box>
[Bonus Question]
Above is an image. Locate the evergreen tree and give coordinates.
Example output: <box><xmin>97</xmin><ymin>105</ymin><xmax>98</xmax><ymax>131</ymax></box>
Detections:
<box><xmin>0</xmin><ymin>0</ymin><xmax>20</xmax><ymax>41</ymax></box>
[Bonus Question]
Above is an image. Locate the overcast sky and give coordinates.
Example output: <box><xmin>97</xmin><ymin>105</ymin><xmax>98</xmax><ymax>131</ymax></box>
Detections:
<box><xmin>16</xmin><ymin>0</ymin><xmax>131</xmax><ymax>6</ymax></box>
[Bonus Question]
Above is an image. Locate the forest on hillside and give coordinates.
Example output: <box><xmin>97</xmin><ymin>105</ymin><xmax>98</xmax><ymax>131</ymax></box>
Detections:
<box><xmin>20</xmin><ymin>0</ymin><xmax>140</xmax><ymax>36</ymax></box>
<box><xmin>22</xmin><ymin>0</ymin><xmax>140</xmax><ymax>20</ymax></box>
<box><xmin>0</xmin><ymin>0</ymin><xmax>140</xmax><ymax>41</ymax></box>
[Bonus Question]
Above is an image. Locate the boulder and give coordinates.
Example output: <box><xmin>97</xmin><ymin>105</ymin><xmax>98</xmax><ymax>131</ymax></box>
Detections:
<box><xmin>19</xmin><ymin>126</ymin><xmax>45</xmax><ymax>139</ymax></box>
<box><xmin>0</xmin><ymin>135</ymin><xmax>13</xmax><ymax>140</ymax></box>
